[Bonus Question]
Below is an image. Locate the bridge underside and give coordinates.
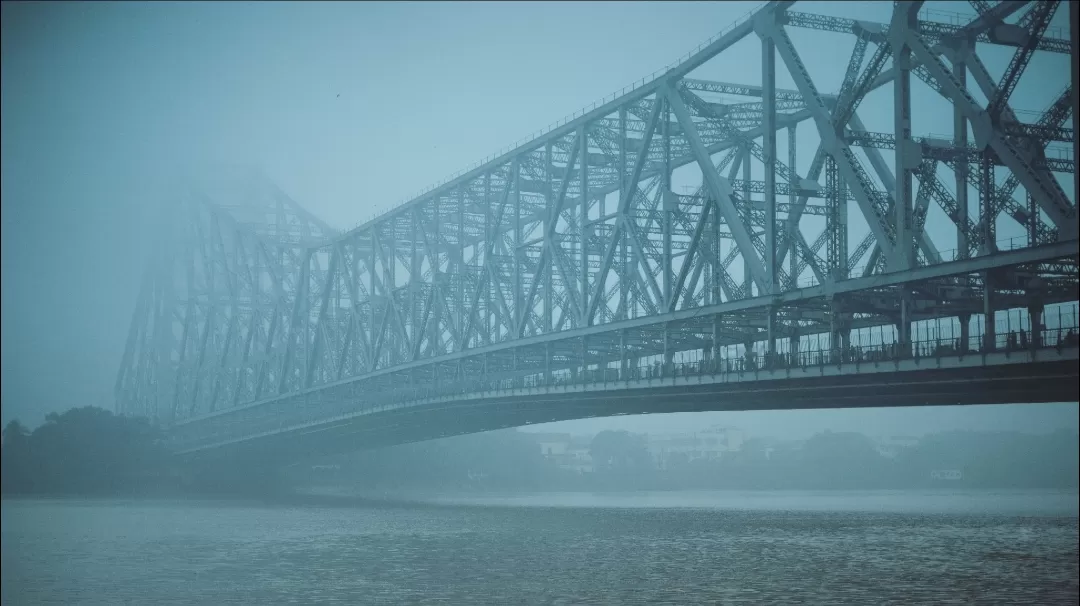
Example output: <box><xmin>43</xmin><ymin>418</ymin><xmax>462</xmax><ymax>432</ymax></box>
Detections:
<box><xmin>179</xmin><ymin>348</ymin><xmax>1078</xmax><ymax>466</ymax></box>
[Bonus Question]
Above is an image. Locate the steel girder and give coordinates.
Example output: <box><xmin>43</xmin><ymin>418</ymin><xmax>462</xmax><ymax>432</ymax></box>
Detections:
<box><xmin>117</xmin><ymin>1</ymin><xmax>1078</xmax><ymax>434</ymax></box>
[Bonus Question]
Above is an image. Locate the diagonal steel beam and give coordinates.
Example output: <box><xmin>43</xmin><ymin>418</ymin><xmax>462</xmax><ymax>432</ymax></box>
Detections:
<box><xmin>904</xmin><ymin>27</ymin><xmax>1076</xmax><ymax>238</ymax></box>
<box><xmin>587</xmin><ymin>97</ymin><xmax>663</xmax><ymax>324</ymax></box>
<box><xmin>667</xmin><ymin>86</ymin><xmax>769</xmax><ymax>294</ymax></box>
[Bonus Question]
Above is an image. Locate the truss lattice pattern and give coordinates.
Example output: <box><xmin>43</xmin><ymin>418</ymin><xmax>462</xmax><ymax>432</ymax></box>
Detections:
<box><xmin>117</xmin><ymin>1</ymin><xmax>1078</xmax><ymax>432</ymax></box>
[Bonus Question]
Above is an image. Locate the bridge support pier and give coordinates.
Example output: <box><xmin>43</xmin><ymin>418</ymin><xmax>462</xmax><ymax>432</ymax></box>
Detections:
<box><xmin>898</xmin><ymin>288</ymin><xmax>913</xmax><ymax>358</ymax></box>
<box><xmin>789</xmin><ymin>325</ymin><xmax>801</xmax><ymax>365</ymax></box>
<box><xmin>513</xmin><ymin>347</ymin><xmax>519</xmax><ymax>387</ymax></box>
<box><xmin>766</xmin><ymin>306</ymin><xmax>777</xmax><ymax>366</ymax></box>
<box><xmin>828</xmin><ymin>298</ymin><xmax>849</xmax><ymax>360</ymax></box>
<box><xmin>619</xmin><ymin>330</ymin><xmax>628</xmax><ymax>379</ymax></box>
<box><xmin>983</xmin><ymin>274</ymin><xmax>996</xmax><ymax>352</ymax></box>
<box><xmin>712</xmin><ymin>314</ymin><xmax>722</xmax><ymax>369</ymax></box>
<box><xmin>959</xmin><ymin>313</ymin><xmax>971</xmax><ymax>354</ymax></box>
<box><xmin>580</xmin><ymin>337</ymin><xmax>587</xmax><ymax>379</ymax></box>
<box><xmin>1028</xmin><ymin>301</ymin><xmax>1044</xmax><ymax>349</ymax></box>
<box><xmin>663</xmin><ymin>323</ymin><xmax>673</xmax><ymax>374</ymax></box>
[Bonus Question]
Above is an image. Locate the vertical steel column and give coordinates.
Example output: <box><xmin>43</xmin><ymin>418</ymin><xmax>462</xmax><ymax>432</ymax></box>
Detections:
<box><xmin>713</xmin><ymin>189</ymin><xmax>721</xmax><ymax>303</ymax></box>
<box><xmin>958</xmin><ymin>313</ymin><xmax>970</xmax><ymax>354</ymax></box>
<box><xmin>837</xmin><ymin>171</ymin><xmax>848</xmax><ymax>279</ymax></box>
<box><xmin>983</xmin><ymin>274</ymin><xmax>996</xmax><ymax>351</ymax></box>
<box><xmin>411</xmin><ymin>209</ymin><xmax>419</xmax><ymax>352</ymax></box>
<box><xmin>1027</xmin><ymin>193</ymin><xmax>1038</xmax><ymax>246</ymax></box>
<box><xmin>742</xmin><ymin>144</ymin><xmax>753</xmax><ymax>295</ymax></box>
<box><xmin>712</xmin><ymin>314</ymin><xmax>722</xmax><ymax>368</ymax></box>
<box><xmin>579</xmin><ymin>124</ymin><xmax>589</xmax><ymax>325</ymax></box>
<box><xmin>787</xmin><ymin>126</ymin><xmax>798</xmax><ymax>287</ymax></box>
<box><xmin>826</xmin><ymin>156</ymin><xmax>844</xmax><ymax>280</ymax></box>
<box><xmin>829</xmin><ymin>296</ymin><xmax>847</xmax><ymax>357</ymax></box>
<box><xmin>619</xmin><ymin>329</ymin><xmax>628</xmax><ymax>378</ymax></box>
<box><xmin>618</xmin><ymin>108</ymin><xmax>630</xmax><ymax>320</ymax></box>
<box><xmin>544</xmin><ymin>144</ymin><xmax>554</xmax><ymax>334</ymax></box>
<box><xmin>369</xmin><ymin>231</ymin><xmax>377</xmax><ymax>366</ymax></box>
<box><xmin>892</xmin><ymin>4</ymin><xmax>916</xmax><ymax>272</ymax></box>
<box><xmin>514</xmin><ymin>161</ymin><xmax>522</xmax><ymax>333</ymax></box>
<box><xmin>388</xmin><ymin>223</ymin><xmax>398</xmax><ymax>363</ymax></box>
<box><xmin>766</xmin><ymin>306</ymin><xmax>777</xmax><ymax>361</ymax></box>
<box><xmin>1028</xmin><ymin>301</ymin><xmax>1044</xmax><ymax>348</ymax></box>
<box><xmin>458</xmin><ymin>188</ymin><xmax>465</xmax><ymax>349</ymax></box>
<box><xmin>621</xmin><ymin>224</ymin><xmax>630</xmax><ymax>319</ymax></box>
<box><xmin>545</xmin><ymin>342</ymin><xmax>552</xmax><ymax>383</ymax></box>
<box><xmin>663</xmin><ymin>322</ymin><xmax>672</xmax><ymax>372</ymax></box>
<box><xmin>953</xmin><ymin>47</ymin><xmax>970</xmax><ymax>259</ymax></box>
<box><xmin>898</xmin><ymin>289</ymin><xmax>912</xmax><ymax>356</ymax></box>
<box><xmin>980</xmin><ymin>155</ymin><xmax>996</xmax><ymax>253</ymax></box>
<box><xmin>789</xmin><ymin>321</ymin><xmax>800</xmax><ymax>362</ymax></box>
<box><xmin>581</xmin><ymin>336</ymin><xmax>588</xmax><ymax>378</ymax></box>
<box><xmin>662</xmin><ymin>99</ymin><xmax>673</xmax><ymax>309</ymax></box>
<box><xmin>484</xmin><ymin>173</ymin><xmax>493</xmax><ymax>345</ymax></box>
<box><xmin>763</xmin><ymin>33</ymin><xmax>777</xmax><ymax>295</ymax></box>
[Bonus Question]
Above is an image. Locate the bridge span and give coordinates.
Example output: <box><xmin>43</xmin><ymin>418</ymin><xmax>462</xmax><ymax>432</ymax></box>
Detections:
<box><xmin>116</xmin><ymin>0</ymin><xmax>1079</xmax><ymax>465</ymax></box>
<box><xmin>172</xmin><ymin>341</ymin><xmax>1079</xmax><ymax>465</ymax></box>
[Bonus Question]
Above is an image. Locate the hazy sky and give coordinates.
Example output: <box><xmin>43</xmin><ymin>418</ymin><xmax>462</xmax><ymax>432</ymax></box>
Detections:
<box><xmin>2</xmin><ymin>1</ymin><xmax>1076</xmax><ymax>437</ymax></box>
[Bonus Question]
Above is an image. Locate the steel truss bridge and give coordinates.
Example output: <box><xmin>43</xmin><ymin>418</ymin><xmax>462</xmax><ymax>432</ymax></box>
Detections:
<box><xmin>117</xmin><ymin>0</ymin><xmax>1080</xmax><ymax>464</ymax></box>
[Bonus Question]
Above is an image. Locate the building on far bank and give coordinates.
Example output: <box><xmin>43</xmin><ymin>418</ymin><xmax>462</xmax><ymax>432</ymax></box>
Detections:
<box><xmin>533</xmin><ymin>433</ymin><xmax>571</xmax><ymax>458</ymax></box>
<box><xmin>873</xmin><ymin>435</ymin><xmax>920</xmax><ymax>459</ymax></box>
<box><xmin>530</xmin><ymin>433</ymin><xmax>593</xmax><ymax>473</ymax></box>
<box><xmin>565</xmin><ymin>436</ymin><xmax>593</xmax><ymax>473</ymax></box>
<box><xmin>647</xmin><ymin>426</ymin><xmax>744</xmax><ymax>469</ymax></box>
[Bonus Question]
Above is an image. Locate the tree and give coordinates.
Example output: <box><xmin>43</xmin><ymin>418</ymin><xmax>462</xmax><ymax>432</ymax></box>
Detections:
<box><xmin>1</xmin><ymin>407</ymin><xmax>168</xmax><ymax>495</ymax></box>
<box><xmin>2</xmin><ymin>420</ymin><xmax>33</xmax><ymax>493</ymax></box>
<box><xmin>797</xmin><ymin>431</ymin><xmax>890</xmax><ymax>488</ymax></box>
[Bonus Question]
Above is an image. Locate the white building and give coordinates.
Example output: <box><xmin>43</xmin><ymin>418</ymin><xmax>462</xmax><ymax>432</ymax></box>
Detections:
<box><xmin>533</xmin><ymin>432</ymin><xmax>571</xmax><ymax>457</ymax></box>
<box><xmin>647</xmin><ymin>426</ymin><xmax>744</xmax><ymax>469</ymax></box>
<box><xmin>874</xmin><ymin>435</ymin><xmax>920</xmax><ymax>459</ymax></box>
<box><xmin>565</xmin><ymin>436</ymin><xmax>593</xmax><ymax>473</ymax></box>
<box><xmin>531</xmin><ymin>433</ymin><xmax>593</xmax><ymax>473</ymax></box>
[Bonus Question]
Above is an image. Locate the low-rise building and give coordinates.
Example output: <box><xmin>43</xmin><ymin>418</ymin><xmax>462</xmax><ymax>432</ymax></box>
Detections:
<box><xmin>531</xmin><ymin>433</ymin><xmax>593</xmax><ymax>473</ymax></box>
<box><xmin>874</xmin><ymin>435</ymin><xmax>920</xmax><ymax>459</ymax></box>
<box><xmin>532</xmin><ymin>432</ymin><xmax>572</xmax><ymax>458</ymax></box>
<box><xmin>647</xmin><ymin>426</ymin><xmax>744</xmax><ymax>469</ymax></box>
<box><xmin>565</xmin><ymin>436</ymin><xmax>593</xmax><ymax>473</ymax></box>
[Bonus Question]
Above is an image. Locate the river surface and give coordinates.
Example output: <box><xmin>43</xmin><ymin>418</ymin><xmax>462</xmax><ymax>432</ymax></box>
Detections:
<box><xmin>3</xmin><ymin>490</ymin><xmax>1078</xmax><ymax>605</ymax></box>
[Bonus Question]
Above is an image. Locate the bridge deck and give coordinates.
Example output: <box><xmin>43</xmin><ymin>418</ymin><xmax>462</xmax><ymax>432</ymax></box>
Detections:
<box><xmin>174</xmin><ymin>341</ymin><xmax>1079</xmax><ymax>462</ymax></box>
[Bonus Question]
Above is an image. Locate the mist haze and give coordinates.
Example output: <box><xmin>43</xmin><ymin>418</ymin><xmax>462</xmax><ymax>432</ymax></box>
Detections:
<box><xmin>2</xmin><ymin>0</ymin><xmax>1076</xmax><ymax>437</ymax></box>
<box><xmin>3</xmin><ymin>1</ymin><xmax>1078</xmax><ymax>604</ymax></box>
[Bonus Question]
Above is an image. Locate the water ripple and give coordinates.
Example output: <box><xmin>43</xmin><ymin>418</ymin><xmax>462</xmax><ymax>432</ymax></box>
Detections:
<box><xmin>2</xmin><ymin>498</ymin><xmax>1077</xmax><ymax>604</ymax></box>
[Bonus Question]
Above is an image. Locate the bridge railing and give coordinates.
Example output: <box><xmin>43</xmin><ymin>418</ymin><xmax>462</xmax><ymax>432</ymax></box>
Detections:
<box><xmin>173</xmin><ymin>323</ymin><xmax>1079</xmax><ymax>452</ymax></box>
<box><xmin>434</xmin><ymin>325</ymin><xmax>1080</xmax><ymax>395</ymax></box>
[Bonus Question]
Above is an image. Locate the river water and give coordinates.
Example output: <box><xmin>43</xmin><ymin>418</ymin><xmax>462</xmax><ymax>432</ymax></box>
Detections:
<box><xmin>3</xmin><ymin>490</ymin><xmax>1078</xmax><ymax>605</ymax></box>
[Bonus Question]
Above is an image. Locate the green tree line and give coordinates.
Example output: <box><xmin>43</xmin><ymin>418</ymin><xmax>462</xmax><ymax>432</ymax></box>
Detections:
<box><xmin>2</xmin><ymin>407</ymin><xmax>170</xmax><ymax>495</ymax></box>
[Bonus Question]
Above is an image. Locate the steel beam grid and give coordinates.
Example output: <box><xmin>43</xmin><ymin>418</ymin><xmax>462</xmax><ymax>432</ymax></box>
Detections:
<box><xmin>117</xmin><ymin>1</ymin><xmax>1077</xmax><ymax>447</ymax></box>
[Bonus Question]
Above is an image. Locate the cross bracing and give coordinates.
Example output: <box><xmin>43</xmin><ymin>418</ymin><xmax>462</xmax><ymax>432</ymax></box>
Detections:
<box><xmin>117</xmin><ymin>1</ymin><xmax>1078</xmax><ymax>438</ymax></box>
